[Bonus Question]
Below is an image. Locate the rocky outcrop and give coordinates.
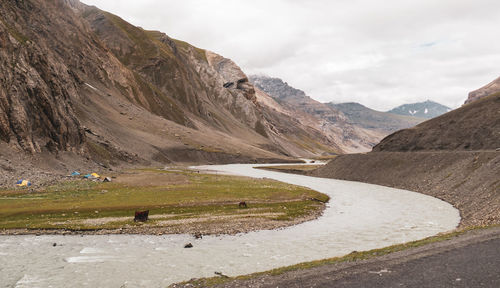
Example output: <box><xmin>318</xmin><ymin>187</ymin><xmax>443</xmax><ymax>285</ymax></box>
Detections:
<box><xmin>465</xmin><ymin>76</ymin><xmax>500</xmax><ymax>105</ymax></box>
<box><xmin>251</xmin><ymin>75</ymin><xmax>307</xmax><ymax>101</ymax></box>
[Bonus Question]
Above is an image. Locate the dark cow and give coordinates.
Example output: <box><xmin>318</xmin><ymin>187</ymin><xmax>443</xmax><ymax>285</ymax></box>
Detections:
<box><xmin>238</xmin><ymin>201</ymin><xmax>248</xmax><ymax>208</ymax></box>
<box><xmin>134</xmin><ymin>210</ymin><xmax>149</xmax><ymax>222</ymax></box>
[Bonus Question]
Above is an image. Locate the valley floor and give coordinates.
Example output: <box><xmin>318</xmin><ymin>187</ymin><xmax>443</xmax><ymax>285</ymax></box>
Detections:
<box><xmin>0</xmin><ymin>167</ymin><xmax>326</xmax><ymax>236</ymax></box>
<box><xmin>173</xmin><ymin>151</ymin><xmax>500</xmax><ymax>287</ymax></box>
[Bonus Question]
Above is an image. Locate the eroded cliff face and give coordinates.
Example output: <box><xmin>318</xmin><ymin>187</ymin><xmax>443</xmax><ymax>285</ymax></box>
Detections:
<box><xmin>0</xmin><ymin>0</ymin><xmax>86</xmax><ymax>153</ymax></box>
<box><xmin>80</xmin><ymin>6</ymin><xmax>265</xmax><ymax>134</ymax></box>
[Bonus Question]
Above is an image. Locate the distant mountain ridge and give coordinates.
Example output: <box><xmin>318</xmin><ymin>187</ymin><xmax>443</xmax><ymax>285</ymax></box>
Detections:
<box><xmin>249</xmin><ymin>75</ymin><xmax>432</xmax><ymax>152</ymax></box>
<box><xmin>388</xmin><ymin>100</ymin><xmax>451</xmax><ymax>119</ymax></box>
<box><xmin>388</xmin><ymin>100</ymin><xmax>452</xmax><ymax>119</ymax></box>
<box><xmin>329</xmin><ymin>102</ymin><xmax>424</xmax><ymax>134</ymax></box>
<box><xmin>250</xmin><ymin>75</ymin><xmax>383</xmax><ymax>153</ymax></box>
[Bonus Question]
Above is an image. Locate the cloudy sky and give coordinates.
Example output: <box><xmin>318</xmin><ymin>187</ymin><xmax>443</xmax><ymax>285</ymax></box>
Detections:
<box><xmin>82</xmin><ymin>0</ymin><xmax>500</xmax><ymax>110</ymax></box>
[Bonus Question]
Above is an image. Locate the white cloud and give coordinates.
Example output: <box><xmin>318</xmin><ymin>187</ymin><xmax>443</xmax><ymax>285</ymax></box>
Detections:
<box><xmin>82</xmin><ymin>0</ymin><xmax>500</xmax><ymax>110</ymax></box>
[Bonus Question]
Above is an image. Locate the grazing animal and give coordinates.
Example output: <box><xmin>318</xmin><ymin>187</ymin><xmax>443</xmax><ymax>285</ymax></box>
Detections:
<box><xmin>194</xmin><ymin>232</ymin><xmax>203</xmax><ymax>239</ymax></box>
<box><xmin>134</xmin><ymin>210</ymin><xmax>149</xmax><ymax>222</ymax></box>
<box><xmin>238</xmin><ymin>201</ymin><xmax>248</xmax><ymax>208</ymax></box>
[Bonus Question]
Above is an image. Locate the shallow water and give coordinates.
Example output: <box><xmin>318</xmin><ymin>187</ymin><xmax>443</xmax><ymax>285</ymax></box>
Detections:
<box><xmin>0</xmin><ymin>164</ymin><xmax>460</xmax><ymax>288</ymax></box>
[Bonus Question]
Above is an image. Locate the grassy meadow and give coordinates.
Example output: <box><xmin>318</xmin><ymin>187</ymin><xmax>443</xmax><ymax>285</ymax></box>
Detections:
<box><xmin>0</xmin><ymin>168</ymin><xmax>328</xmax><ymax>231</ymax></box>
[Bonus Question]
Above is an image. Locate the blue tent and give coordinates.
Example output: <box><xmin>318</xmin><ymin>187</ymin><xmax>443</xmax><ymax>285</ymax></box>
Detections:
<box><xmin>71</xmin><ymin>171</ymin><xmax>81</xmax><ymax>176</ymax></box>
<box><xmin>16</xmin><ymin>180</ymin><xmax>31</xmax><ymax>187</ymax></box>
<box><xmin>83</xmin><ymin>174</ymin><xmax>92</xmax><ymax>179</ymax></box>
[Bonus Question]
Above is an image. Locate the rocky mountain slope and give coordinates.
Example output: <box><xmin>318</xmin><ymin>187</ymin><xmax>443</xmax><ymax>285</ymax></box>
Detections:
<box><xmin>465</xmin><ymin>76</ymin><xmax>500</xmax><ymax>104</ymax></box>
<box><xmin>387</xmin><ymin>100</ymin><xmax>451</xmax><ymax>119</ymax></box>
<box><xmin>312</xmin><ymin>83</ymin><xmax>500</xmax><ymax>227</ymax></box>
<box><xmin>0</xmin><ymin>0</ymin><xmax>341</xmax><ymax>178</ymax></box>
<box><xmin>250</xmin><ymin>75</ymin><xmax>386</xmax><ymax>153</ymax></box>
<box><xmin>328</xmin><ymin>102</ymin><xmax>423</xmax><ymax>134</ymax></box>
<box><xmin>250</xmin><ymin>75</ymin><xmax>437</xmax><ymax>153</ymax></box>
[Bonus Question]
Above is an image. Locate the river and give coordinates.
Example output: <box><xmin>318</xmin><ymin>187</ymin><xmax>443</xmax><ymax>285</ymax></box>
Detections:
<box><xmin>0</xmin><ymin>164</ymin><xmax>460</xmax><ymax>287</ymax></box>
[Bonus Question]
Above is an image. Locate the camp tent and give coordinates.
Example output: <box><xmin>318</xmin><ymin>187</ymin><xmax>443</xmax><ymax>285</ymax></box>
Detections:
<box><xmin>16</xmin><ymin>180</ymin><xmax>31</xmax><ymax>187</ymax></box>
<box><xmin>83</xmin><ymin>173</ymin><xmax>100</xmax><ymax>179</ymax></box>
<box><xmin>71</xmin><ymin>171</ymin><xmax>80</xmax><ymax>176</ymax></box>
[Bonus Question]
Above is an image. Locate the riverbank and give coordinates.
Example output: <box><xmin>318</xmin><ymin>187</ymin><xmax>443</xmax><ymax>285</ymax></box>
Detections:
<box><xmin>174</xmin><ymin>225</ymin><xmax>500</xmax><ymax>287</ymax></box>
<box><xmin>310</xmin><ymin>151</ymin><xmax>500</xmax><ymax>227</ymax></box>
<box><xmin>0</xmin><ymin>167</ymin><xmax>327</xmax><ymax>236</ymax></box>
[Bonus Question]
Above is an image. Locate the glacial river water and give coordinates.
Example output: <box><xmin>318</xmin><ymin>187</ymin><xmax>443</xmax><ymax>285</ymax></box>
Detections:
<box><xmin>0</xmin><ymin>164</ymin><xmax>460</xmax><ymax>287</ymax></box>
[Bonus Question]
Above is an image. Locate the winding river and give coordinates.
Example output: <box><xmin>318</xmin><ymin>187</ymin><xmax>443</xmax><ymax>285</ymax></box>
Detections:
<box><xmin>0</xmin><ymin>164</ymin><xmax>460</xmax><ymax>288</ymax></box>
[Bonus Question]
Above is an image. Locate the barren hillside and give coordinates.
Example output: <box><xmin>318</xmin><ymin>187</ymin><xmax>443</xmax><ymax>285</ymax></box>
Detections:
<box><xmin>0</xmin><ymin>0</ymin><xmax>341</xmax><ymax>181</ymax></box>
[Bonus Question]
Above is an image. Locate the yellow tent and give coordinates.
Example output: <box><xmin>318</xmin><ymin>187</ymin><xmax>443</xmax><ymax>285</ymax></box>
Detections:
<box><xmin>91</xmin><ymin>173</ymin><xmax>100</xmax><ymax>178</ymax></box>
<box><xmin>16</xmin><ymin>180</ymin><xmax>31</xmax><ymax>187</ymax></box>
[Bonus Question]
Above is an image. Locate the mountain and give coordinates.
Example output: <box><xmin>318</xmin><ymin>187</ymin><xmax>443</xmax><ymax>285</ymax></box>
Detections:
<box><xmin>250</xmin><ymin>75</ymin><xmax>431</xmax><ymax>152</ymax></box>
<box><xmin>375</xmin><ymin>92</ymin><xmax>500</xmax><ymax>151</ymax></box>
<box><xmin>250</xmin><ymin>75</ymin><xmax>384</xmax><ymax>153</ymax></box>
<box><xmin>328</xmin><ymin>102</ymin><xmax>423</xmax><ymax>134</ymax></box>
<box><xmin>387</xmin><ymin>100</ymin><xmax>451</xmax><ymax>118</ymax></box>
<box><xmin>0</xmin><ymin>0</ymin><xmax>340</xmax><ymax>176</ymax></box>
<box><xmin>312</xmin><ymin>83</ymin><xmax>500</xmax><ymax>227</ymax></box>
<box><xmin>465</xmin><ymin>76</ymin><xmax>500</xmax><ymax>104</ymax></box>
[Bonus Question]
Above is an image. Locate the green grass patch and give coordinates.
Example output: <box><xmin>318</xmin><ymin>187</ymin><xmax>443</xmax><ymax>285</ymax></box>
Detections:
<box><xmin>0</xmin><ymin>169</ymin><xmax>326</xmax><ymax>230</ymax></box>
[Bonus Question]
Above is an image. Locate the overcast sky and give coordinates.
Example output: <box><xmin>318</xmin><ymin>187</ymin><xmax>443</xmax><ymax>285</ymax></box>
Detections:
<box><xmin>82</xmin><ymin>0</ymin><xmax>500</xmax><ymax>110</ymax></box>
